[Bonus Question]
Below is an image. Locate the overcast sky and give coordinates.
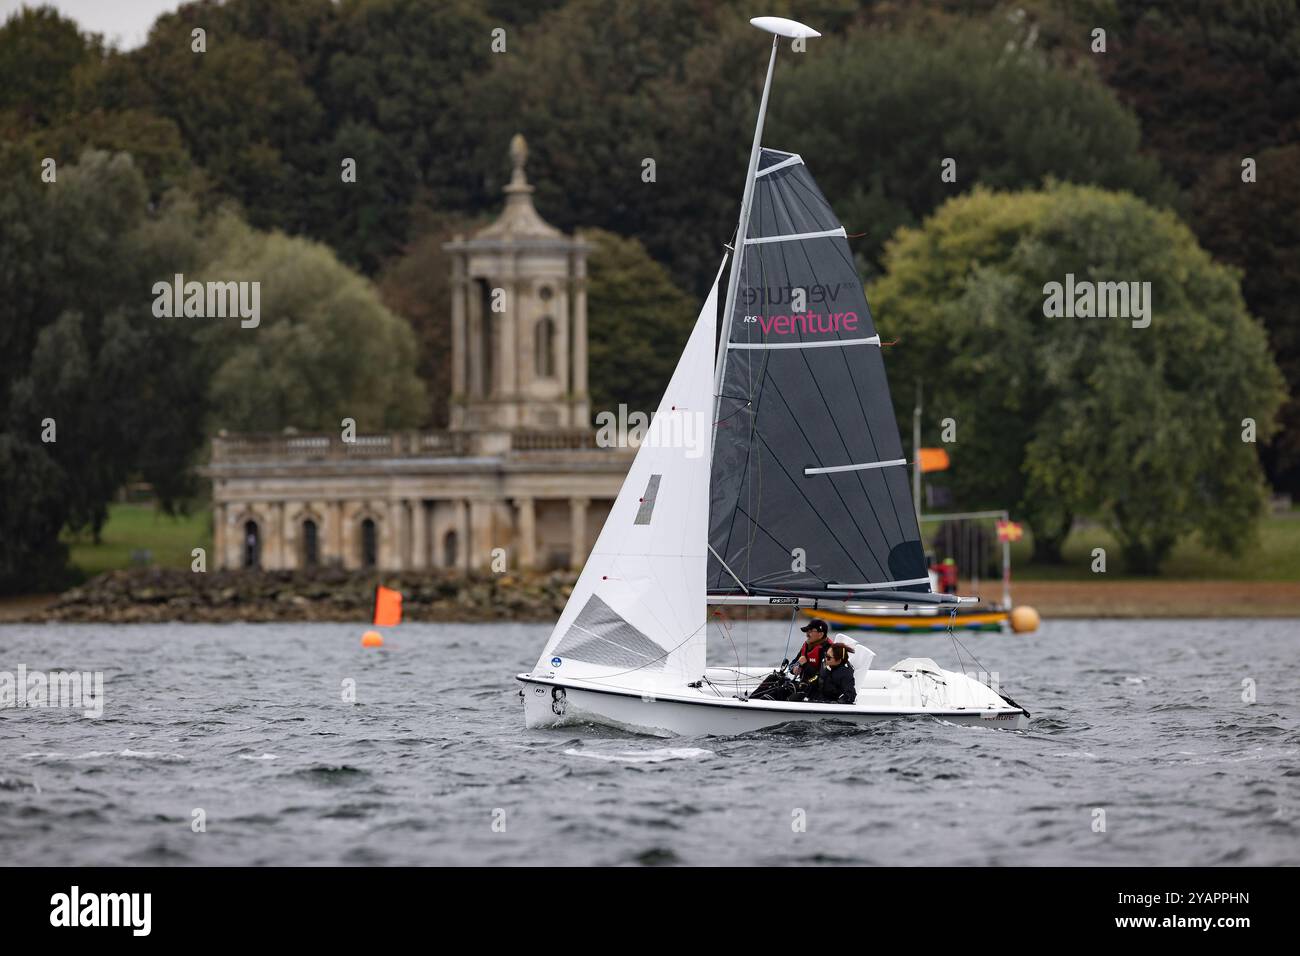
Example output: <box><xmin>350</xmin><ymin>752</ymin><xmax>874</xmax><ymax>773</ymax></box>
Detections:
<box><xmin>1</xmin><ymin>0</ymin><xmax>186</xmax><ymax>50</ymax></box>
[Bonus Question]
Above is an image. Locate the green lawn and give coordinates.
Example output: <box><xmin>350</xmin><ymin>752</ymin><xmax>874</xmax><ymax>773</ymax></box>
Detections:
<box><xmin>1008</xmin><ymin>513</ymin><xmax>1300</xmax><ymax>581</ymax></box>
<box><xmin>64</xmin><ymin>503</ymin><xmax>212</xmax><ymax>578</ymax></box>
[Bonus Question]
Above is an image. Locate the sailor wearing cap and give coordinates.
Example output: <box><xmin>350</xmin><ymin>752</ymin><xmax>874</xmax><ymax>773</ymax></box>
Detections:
<box><xmin>791</xmin><ymin>618</ymin><xmax>832</xmax><ymax>693</ymax></box>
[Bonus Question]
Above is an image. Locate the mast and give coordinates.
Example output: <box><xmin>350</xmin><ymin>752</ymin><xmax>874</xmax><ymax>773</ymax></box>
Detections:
<box><xmin>711</xmin><ymin>17</ymin><xmax>821</xmax><ymax>432</ymax></box>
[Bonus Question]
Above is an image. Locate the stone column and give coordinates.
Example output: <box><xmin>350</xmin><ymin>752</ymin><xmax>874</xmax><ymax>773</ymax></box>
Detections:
<box><xmin>281</xmin><ymin>502</ymin><xmax>296</xmax><ymax>571</ymax></box>
<box><xmin>572</xmin><ymin>267</ymin><xmax>588</xmax><ymax>414</ymax></box>
<box><xmin>386</xmin><ymin>500</ymin><xmax>405</xmax><ymax>570</ymax></box>
<box><xmin>569</xmin><ymin>496</ymin><xmax>589</xmax><ymax>569</ymax></box>
<box><xmin>212</xmin><ymin>502</ymin><xmax>226</xmax><ymax>571</ymax></box>
<box><xmin>468</xmin><ymin>280</ymin><xmax>483</xmax><ymax>399</ymax></box>
<box><xmin>226</xmin><ymin>505</ymin><xmax>241</xmax><ymax>570</ymax></box>
<box><xmin>409</xmin><ymin>499</ymin><xmax>426</xmax><ymax>570</ymax></box>
<box><xmin>500</xmin><ymin>274</ymin><xmax>518</xmax><ymax>426</ymax></box>
<box><xmin>457</xmin><ymin>499</ymin><xmax>471</xmax><ymax>571</ymax></box>
<box><xmin>514</xmin><ymin>496</ymin><xmax>536</xmax><ymax>570</ymax></box>
<box><xmin>469</xmin><ymin>499</ymin><xmax>492</xmax><ymax>570</ymax></box>
<box><xmin>268</xmin><ymin>501</ymin><xmax>285</xmax><ymax>570</ymax></box>
<box><xmin>451</xmin><ymin>273</ymin><xmax>467</xmax><ymax>397</ymax></box>
<box><xmin>330</xmin><ymin>501</ymin><xmax>344</xmax><ymax>568</ymax></box>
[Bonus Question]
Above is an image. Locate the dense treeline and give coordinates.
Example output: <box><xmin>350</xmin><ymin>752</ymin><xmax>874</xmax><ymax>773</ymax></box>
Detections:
<box><xmin>0</xmin><ymin>0</ymin><xmax>1295</xmax><ymax>585</ymax></box>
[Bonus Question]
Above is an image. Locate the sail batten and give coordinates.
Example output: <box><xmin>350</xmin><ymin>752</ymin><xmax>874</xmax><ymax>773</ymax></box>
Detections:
<box><xmin>708</xmin><ymin>147</ymin><xmax>930</xmax><ymax>599</ymax></box>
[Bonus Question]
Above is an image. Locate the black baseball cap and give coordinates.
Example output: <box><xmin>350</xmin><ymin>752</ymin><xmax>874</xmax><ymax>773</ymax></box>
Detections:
<box><xmin>800</xmin><ymin>618</ymin><xmax>828</xmax><ymax>633</ymax></box>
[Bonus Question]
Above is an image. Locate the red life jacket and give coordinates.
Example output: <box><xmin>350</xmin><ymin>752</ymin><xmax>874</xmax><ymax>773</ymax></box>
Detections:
<box><xmin>797</xmin><ymin>639</ymin><xmax>829</xmax><ymax>676</ymax></box>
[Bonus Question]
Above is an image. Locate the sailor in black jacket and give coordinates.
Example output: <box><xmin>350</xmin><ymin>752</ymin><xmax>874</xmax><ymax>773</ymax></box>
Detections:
<box><xmin>812</xmin><ymin>643</ymin><xmax>856</xmax><ymax>704</ymax></box>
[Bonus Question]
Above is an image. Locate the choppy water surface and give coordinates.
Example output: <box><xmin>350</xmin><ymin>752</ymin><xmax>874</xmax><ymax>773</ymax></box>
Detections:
<box><xmin>1</xmin><ymin>619</ymin><xmax>1296</xmax><ymax>865</ymax></box>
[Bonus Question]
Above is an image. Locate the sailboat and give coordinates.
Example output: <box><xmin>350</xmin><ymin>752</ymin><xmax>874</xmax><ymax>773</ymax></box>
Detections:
<box><xmin>517</xmin><ymin>16</ymin><xmax>1029</xmax><ymax>736</ymax></box>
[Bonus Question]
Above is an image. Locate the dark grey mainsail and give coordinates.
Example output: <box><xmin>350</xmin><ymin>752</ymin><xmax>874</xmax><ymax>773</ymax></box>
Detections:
<box><xmin>708</xmin><ymin>148</ymin><xmax>929</xmax><ymax>599</ymax></box>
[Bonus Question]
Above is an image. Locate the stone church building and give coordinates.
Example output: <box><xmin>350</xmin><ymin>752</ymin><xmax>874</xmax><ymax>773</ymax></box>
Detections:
<box><xmin>206</xmin><ymin>136</ymin><xmax>632</xmax><ymax>572</ymax></box>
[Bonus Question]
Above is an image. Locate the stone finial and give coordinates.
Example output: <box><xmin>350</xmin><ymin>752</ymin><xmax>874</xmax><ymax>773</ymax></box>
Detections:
<box><xmin>472</xmin><ymin>132</ymin><xmax>562</xmax><ymax>240</ymax></box>
<box><xmin>509</xmin><ymin>133</ymin><xmax>528</xmax><ymax>185</ymax></box>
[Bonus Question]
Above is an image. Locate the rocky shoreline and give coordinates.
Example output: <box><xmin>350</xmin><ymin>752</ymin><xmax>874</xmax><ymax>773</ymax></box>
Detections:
<box><xmin>12</xmin><ymin>569</ymin><xmax>1300</xmax><ymax>624</ymax></box>
<box><xmin>25</xmin><ymin>568</ymin><xmax>582</xmax><ymax>624</ymax></box>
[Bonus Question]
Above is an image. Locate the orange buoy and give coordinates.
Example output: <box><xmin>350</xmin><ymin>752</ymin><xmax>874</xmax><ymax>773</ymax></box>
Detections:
<box><xmin>1010</xmin><ymin>606</ymin><xmax>1040</xmax><ymax>633</ymax></box>
<box><xmin>361</xmin><ymin>630</ymin><xmax>384</xmax><ymax>648</ymax></box>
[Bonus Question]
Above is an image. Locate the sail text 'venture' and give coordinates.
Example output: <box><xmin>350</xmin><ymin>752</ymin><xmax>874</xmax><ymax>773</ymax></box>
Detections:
<box><xmin>742</xmin><ymin>311</ymin><xmax>860</xmax><ymax>337</ymax></box>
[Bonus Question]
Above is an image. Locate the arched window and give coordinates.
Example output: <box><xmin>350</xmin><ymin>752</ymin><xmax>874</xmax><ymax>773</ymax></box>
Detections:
<box><xmin>361</xmin><ymin>518</ymin><xmax>378</xmax><ymax>569</ymax></box>
<box><xmin>535</xmin><ymin>316</ymin><xmax>556</xmax><ymax>379</ymax></box>
<box><xmin>242</xmin><ymin>520</ymin><xmax>260</xmax><ymax>569</ymax></box>
<box><xmin>443</xmin><ymin>530</ymin><xmax>458</xmax><ymax>569</ymax></box>
<box><xmin>302</xmin><ymin>519</ymin><xmax>319</xmax><ymax>568</ymax></box>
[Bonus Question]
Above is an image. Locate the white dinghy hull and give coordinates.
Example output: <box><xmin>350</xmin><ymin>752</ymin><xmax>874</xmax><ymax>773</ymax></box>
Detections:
<box><xmin>518</xmin><ymin>669</ymin><xmax>1029</xmax><ymax>737</ymax></box>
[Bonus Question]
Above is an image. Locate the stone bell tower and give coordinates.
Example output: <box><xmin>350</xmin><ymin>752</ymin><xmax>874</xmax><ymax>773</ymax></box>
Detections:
<box><xmin>445</xmin><ymin>134</ymin><xmax>591</xmax><ymax>432</ymax></box>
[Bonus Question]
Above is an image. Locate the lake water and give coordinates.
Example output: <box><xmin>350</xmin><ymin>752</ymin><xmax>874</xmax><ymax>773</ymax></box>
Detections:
<box><xmin>1</xmin><ymin>619</ymin><xmax>1296</xmax><ymax>865</ymax></box>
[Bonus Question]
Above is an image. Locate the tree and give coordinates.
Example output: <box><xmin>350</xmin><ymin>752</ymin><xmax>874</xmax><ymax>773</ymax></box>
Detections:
<box><xmin>1190</xmin><ymin>145</ymin><xmax>1300</xmax><ymax>495</ymax></box>
<box><xmin>0</xmin><ymin>148</ymin><xmax>209</xmax><ymax>591</ymax></box>
<box><xmin>583</xmin><ymin>228</ymin><xmax>699</xmax><ymax>420</ymax></box>
<box><xmin>376</xmin><ymin>212</ymin><xmax>486</xmax><ymax>428</ymax></box>
<box><xmin>768</xmin><ymin>22</ymin><xmax>1175</xmax><ymax>279</ymax></box>
<box><xmin>0</xmin><ymin>5</ymin><xmax>103</xmax><ymax>128</ymax></box>
<box><xmin>871</xmin><ymin>183</ymin><xmax>1284</xmax><ymax>572</ymax></box>
<box><xmin>90</xmin><ymin>4</ymin><xmax>326</xmax><ymax>238</ymax></box>
<box><xmin>199</xmin><ymin>209</ymin><xmax>427</xmax><ymax>433</ymax></box>
<box><xmin>1095</xmin><ymin>0</ymin><xmax>1300</xmax><ymax>493</ymax></box>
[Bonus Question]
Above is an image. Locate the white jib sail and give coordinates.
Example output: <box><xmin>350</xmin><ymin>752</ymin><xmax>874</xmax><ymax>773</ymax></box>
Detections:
<box><xmin>530</xmin><ymin>259</ymin><xmax>725</xmax><ymax>695</ymax></box>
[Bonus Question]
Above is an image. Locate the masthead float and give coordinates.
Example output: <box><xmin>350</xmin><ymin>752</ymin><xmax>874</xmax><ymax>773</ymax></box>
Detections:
<box><xmin>517</xmin><ymin>16</ymin><xmax>1029</xmax><ymax>736</ymax></box>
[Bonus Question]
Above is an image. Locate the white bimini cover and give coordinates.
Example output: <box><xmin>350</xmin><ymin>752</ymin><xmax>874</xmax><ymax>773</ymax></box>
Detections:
<box><xmin>531</xmin><ymin>261</ymin><xmax>725</xmax><ymax>694</ymax></box>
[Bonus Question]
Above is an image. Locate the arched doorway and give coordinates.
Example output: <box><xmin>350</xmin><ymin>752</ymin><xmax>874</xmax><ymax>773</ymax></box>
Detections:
<box><xmin>242</xmin><ymin>520</ymin><xmax>261</xmax><ymax>569</ymax></box>
<box><xmin>301</xmin><ymin>519</ymin><xmax>319</xmax><ymax>568</ymax></box>
<box><xmin>443</xmin><ymin>530</ymin><xmax>458</xmax><ymax>569</ymax></box>
<box><xmin>360</xmin><ymin>518</ymin><xmax>378</xmax><ymax>569</ymax></box>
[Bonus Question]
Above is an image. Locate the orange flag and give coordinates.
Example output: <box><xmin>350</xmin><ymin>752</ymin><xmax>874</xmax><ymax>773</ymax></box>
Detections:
<box><xmin>918</xmin><ymin>447</ymin><xmax>950</xmax><ymax>473</ymax></box>
<box><xmin>372</xmin><ymin>585</ymin><xmax>403</xmax><ymax>627</ymax></box>
<box><xmin>996</xmin><ymin>520</ymin><xmax>1024</xmax><ymax>542</ymax></box>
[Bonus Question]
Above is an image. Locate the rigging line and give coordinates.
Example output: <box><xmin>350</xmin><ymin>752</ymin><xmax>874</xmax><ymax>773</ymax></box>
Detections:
<box><xmin>713</xmin><ymin>609</ymin><xmax>744</xmax><ymax>674</ymax></box>
<box><xmin>778</xmin><ymin>171</ymin><xmax>913</xmax><ymax>547</ymax></box>
<box><xmin>783</xmin><ymin>606</ymin><xmax>799</xmax><ymax>666</ymax></box>
<box><xmin>946</xmin><ymin>607</ymin><xmax>967</xmax><ymax>678</ymax></box>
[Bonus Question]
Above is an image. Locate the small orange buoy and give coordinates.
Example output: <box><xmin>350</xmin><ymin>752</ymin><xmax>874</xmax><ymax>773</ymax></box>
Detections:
<box><xmin>361</xmin><ymin>630</ymin><xmax>384</xmax><ymax>648</ymax></box>
<box><xmin>1010</xmin><ymin>606</ymin><xmax>1040</xmax><ymax>633</ymax></box>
